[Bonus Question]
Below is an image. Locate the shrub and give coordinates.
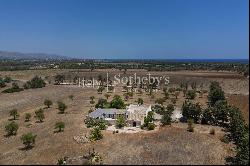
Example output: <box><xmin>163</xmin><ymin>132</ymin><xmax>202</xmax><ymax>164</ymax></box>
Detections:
<box><xmin>24</xmin><ymin>76</ymin><xmax>46</xmax><ymax>89</ymax></box>
<box><xmin>187</xmin><ymin>119</ymin><xmax>194</xmax><ymax>132</ymax></box>
<box><xmin>44</xmin><ymin>99</ymin><xmax>53</xmax><ymax>108</ymax></box>
<box><xmin>89</xmin><ymin>127</ymin><xmax>103</xmax><ymax>141</ymax></box>
<box><xmin>0</xmin><ymin>77</ymin><xmax>6</xmax><ymax>88</ymax></box>
<box><xmin>55</xmin><ymin>122</ymin><xmax>65</xmax><ymax>132</ymax></box>
<box><xmin>21</xmin><ymin>132</ymin><xmax>37</xmax><ymax>149</ymax></box>
<box><xmin>97</xmin><ymin>120</ymin><xmax>107</xmax><ymax>130</ymax></box>
<box><xmin>25</xmin><ymin>113</ymin><xmax>32</xmax><ymax>122</ymax></box>
<box><xmin>58</xmin><ymin>101</ymin><xmax>67</xmax><ymax>114</ymax></box>
<box><xmin>2</xmin><ymin>83</ymin><xmax>24</xmax><ymax>93</ymax></box>
<box><xmin>9</xmin><ymin>109</ymin><xmax>19</xmax><ymax>120</ymax></box>
<box><xmin>34</xmin><ymin>109</ymin><xmax>45</xmax><ymax>122</ymax></box>
<box><xmin>95</xmin><ymin>98</ymin><xmax>108</xmax><ymax>108</ymax></box>
<box><xmin>147</xmin><ymin>123</ymin><xmax>155</xmax><ymax>130</ymax></box>
<box><xmin>137</xmin><ymin>98</ymin><xmax>144</xmax><ymax>105</ymax></box>
<box><xmin>84</xmin><ymin>117</ymin><xmax>107</xmax><ymax>130</ymax></box>
<box><xmin>84</xmin><ymin>117</ymin><xmax>96</xmax><ymax>128</ymax></box>
<box><xmin>5</xmin><ymin>121</ymin><xmax>19</xmax><ymax>136</ymax></box>
<box><xmin>4</xmin><ymin>76</ymin><xmax>12</xmax><ymax>83</ymax></box>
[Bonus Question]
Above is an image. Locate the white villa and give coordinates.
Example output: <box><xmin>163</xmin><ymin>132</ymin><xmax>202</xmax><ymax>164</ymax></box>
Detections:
<box><xmin>126</xmin><ymin>104</ymin><xmax>152</xmax><ymax>126</ymax></box>
<box><xmin>88</xmin><ymin>104</ymin><xmax>152</xmax><ymax>127</ymax></box>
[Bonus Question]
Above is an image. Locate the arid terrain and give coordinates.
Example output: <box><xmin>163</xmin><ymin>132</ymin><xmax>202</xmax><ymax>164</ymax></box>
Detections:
<box><xmin>0</xmin><ymin>69</ymin><xmax>248</xmax><ymax>164</ymax></box>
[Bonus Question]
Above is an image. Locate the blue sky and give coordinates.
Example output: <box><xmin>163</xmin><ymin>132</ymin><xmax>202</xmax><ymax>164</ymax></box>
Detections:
<box><xmin>0</xmin><ymin>0</ymin><xmax>248</xmax><ymax>59</ymax></box>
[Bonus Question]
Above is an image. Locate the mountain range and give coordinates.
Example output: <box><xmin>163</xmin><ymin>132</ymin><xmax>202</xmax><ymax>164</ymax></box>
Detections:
<box><xmin>0</xmin><ymin>50</ymin><xmax>70</xmax><ymax>60</ymax></box>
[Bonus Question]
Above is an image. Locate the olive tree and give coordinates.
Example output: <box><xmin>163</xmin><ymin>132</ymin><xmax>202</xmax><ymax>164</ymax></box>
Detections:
<box><xmin>5</xmin><ymin>121</ymin><xmax>19</xmax><ymax>136</ymax></box>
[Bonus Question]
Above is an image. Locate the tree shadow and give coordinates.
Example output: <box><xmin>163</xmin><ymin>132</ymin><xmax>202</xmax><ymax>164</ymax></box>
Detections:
<box><xmin>4</xmin><ymin>133</ymin><xmax>16</xmax><ymax>138</ymax></box>
<box><xmin>8</xmin><ymin>118</ymin><xmax>18</xmax><ymax>121</ymax></box>
<box><xmin>54</xmin><ymin>130</ymin><xmax>64</xmax><ymax>134</ymax></box>
<box><xmin>19</xmin><ymin>145</ymin><xmax>34</xmax><ymax>151</ymax></box>
<box><xmin>35</xmin><ymin>120</ymin><xmax>44</xmax><ymax>123</ymax></box>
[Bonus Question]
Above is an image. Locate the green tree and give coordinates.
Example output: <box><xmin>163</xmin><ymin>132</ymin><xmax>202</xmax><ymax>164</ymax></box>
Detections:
<box><xmin>55</xmin><ymin>122</ymin><xmax>65</xmax><ymax>132</ymax></box>
<box><xmin>116</xmin><ymin>116</ymin><xmax>126</xmax><ymax>129</ymax></box>
<box><xmin>44</xmin><ymin>99</ymin><xmax>53</xmax><ymax>108</ymax></box>
<box><xmin>208</xmin><ymin>81</ymin><xmax>225</xmax><ymax>106</ymax></box>
<box><xmin>161</xmin><ymin>104</ymin><xmax>174</xmax><ymax>126</ymax></box>
<box><xmin>182</xmin><ymin>101</ymin><xmax>202</xmax><ymax>123</ymax></box>
<box><xmin>161</xmin><ymin>112</ymin><xmax>172</xmax><ymax>126</ymax></box>
<box><xmin>21</xmin><ymin>132</ymin><xmax>37</xmax><ymax>149</ymax></box>
<box><xmin>201</xmin><ymin>107</ymin><xmax>214</xmax><ymax>125</ymax></box>
<box><xmin>95</xmin><ymin>98</ymin><xmax>108</xmax><ymax>108</ymax></box>
<box><xmin>58</xmin><ymin>101</ymin><xmax>67</xmax><ymax>114</ymax></box>
<box><xmin>24</xmin><ymin>76</ymin><xmax>46</xmax><ymax>89</ymax></box>
<box><xmin>35</xmin><ymin>109</ymin><xmax>45</xmax><ymax>122</ymax></box>
<box><xmin>110</xmin><ymin>95</ymin><xmax>125</xmax><ymax>109</ymax></box>
<box><xmin>152</xmin><ymin>104</ymin><xmax>165</xmax><ymax>115</ymax></box>
<box><xmin>89</xmin><ymin>127</ymin><xmax>103</xmax><ymax>141</ymax></box>
<box><xmin>9</xmin><ymin>109</ymin><xmax>19</xmax><ymax>120</ymax></box>
<box><xmin>5</xmin><ymin>121</ymin><xmax>19</xmax><ymax>136</ymax></box>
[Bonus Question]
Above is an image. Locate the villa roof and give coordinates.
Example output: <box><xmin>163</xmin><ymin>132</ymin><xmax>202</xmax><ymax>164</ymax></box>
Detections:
<box><xmin>89</xmin><ymin>108</ymin><xmax>126</xmax><ymax>119</ymax></box>
<box><xmin>126</xmin><ymin>104</ymin><xmax>151</xmax><ymax>114</ymax></box>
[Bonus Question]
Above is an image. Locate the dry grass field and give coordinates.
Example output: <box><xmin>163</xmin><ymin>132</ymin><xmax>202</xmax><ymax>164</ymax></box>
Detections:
<box><xmin>0</xmin><ymin>69</ymin><xmax>248</xmax><ymax>164</ymax></box>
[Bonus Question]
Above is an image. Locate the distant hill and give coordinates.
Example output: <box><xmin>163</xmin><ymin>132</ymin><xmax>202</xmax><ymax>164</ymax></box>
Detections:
<box><xmin>0</xmin><ymin>50</ymin><xmax>70</xmax><ymax>60</ymax></box>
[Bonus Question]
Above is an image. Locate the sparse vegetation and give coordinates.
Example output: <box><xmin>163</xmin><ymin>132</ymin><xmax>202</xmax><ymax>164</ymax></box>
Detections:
<box><xmin>58</xmin><ymin>101</ymin><xmax>67</xmax><ymax>114</ymax></box>
<box><xmin>25</xmin><ymin>113</ymin><xmax>32</xmax><ymax>122</ymax></box>
<box><xmin>9</xmin><ymin>109</ymin><xmax>19</xmax><ymax>120</ymax></box>
<box><xmin>84</xmin><ymin>117</ymin><xmax>107</xmax><ymax>130</ymax></box>
<box><xmin>5</xmin><ymin>121</ymin><xmax>19</xmax><ymax>136</ymax></box>
<box><xmin>23</xmin><ymin>76</ymin><xmax>46</xmax><ymax>89</ymax></box>
<box><xmin>2</xmin><ymin>82</ymin><xmax>24</xmax><ymax>93</ymax></box>
<box><xmin>89</xmin><ymin>127</ymin><xmax>103</xmax><ymax>141</ymax></box>
<box><xmin>55</xmin><ymin>122</ymin><xmax>65</xmax><ymax>132</ymax></box>
<box><xmin>21</xmin><ymin>132</ymin><xmax>37</xmax><ymax>149</ymax></box>
<box><xmin>44</xmin><ymin>99</ymin><xmax>53</xmax><ymax>108</ymax></box>
<box><xmin>34</xmin><ymin>109</ymin><xmax>45</xmax><ymax>122</ymax></box>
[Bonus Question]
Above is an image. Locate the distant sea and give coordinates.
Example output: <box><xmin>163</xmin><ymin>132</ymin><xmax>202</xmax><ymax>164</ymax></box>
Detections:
<box><xmin>103</xmin><ymin>59</ymin><xmax>249</xmax><ymax>63</ymax></box>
